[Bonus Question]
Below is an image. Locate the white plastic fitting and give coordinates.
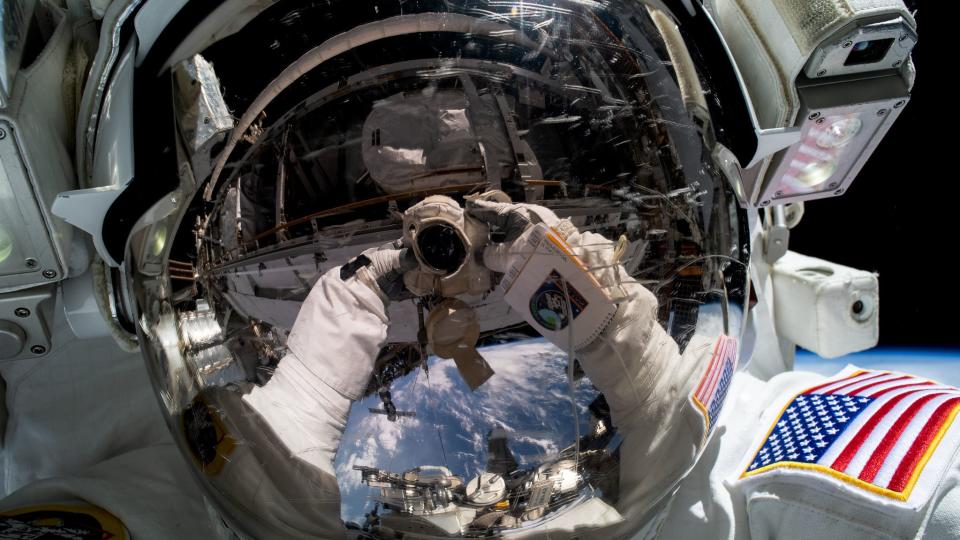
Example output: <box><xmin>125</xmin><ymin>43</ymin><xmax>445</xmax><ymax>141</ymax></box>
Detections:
<box><xmin>772</xmin><ymin>250</ymin><xmax>879</xmax><ymax>358</ymax></box>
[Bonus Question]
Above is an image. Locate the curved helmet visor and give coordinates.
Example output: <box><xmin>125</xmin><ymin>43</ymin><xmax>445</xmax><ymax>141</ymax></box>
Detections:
<box><xmin>126</xmin><ymin>0</ymin><xmax>751</xmax><ymax>537</ymax></box>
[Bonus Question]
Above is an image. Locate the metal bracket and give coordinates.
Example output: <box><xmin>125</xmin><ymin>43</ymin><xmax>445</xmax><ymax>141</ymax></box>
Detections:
<box><xmin>763</xmin><ymin>205</ymin><xmax>790</xmax><ymax>264</ymax></box>
<box><xmin>0</xmin><ymin>285</ymin><xmax>54</xmax><ymax>360</ymax></box>
<box><xmin>748</xmin><ymin>127</ymin><xmax>803</xmax><ymax>169</ymax></box>
<box><xmin>52</xmin><ymin>186</ymin><xmax>128</xmax><ymax>267</ymax></box>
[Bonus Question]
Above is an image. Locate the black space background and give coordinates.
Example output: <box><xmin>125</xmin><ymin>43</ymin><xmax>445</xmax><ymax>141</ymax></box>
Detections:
<box><xmin>789</xmin><ymin>2</ymin><xmax>949</xmax><ymax>348</ymax></box>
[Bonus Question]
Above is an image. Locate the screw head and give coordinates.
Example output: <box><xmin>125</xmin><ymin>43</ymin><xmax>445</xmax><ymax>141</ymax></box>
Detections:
<box><xmin>775</xmin><ymin>190</ymin><xmax>784</xmax><ymax>197</ymax></box>
<box><xmin>834</xmin><ymin>189</ymin><xmax>845</xmax><ymax>196</ymax></box>
<box><xmin>816</xmin><ymin>117</ymin><xmax>826</xmax><ymax>124</ymax></box>
<box><xmin>893</xmin><ymin>60</ymin><xmax>902</xmax><ymax>68</ymax></box>
<box><xmin>0</xmin><ymin>128</ymin><xmax>6</xmax><ymax>139</ymax></box>
<box><xmin>894</xmin><ymin>100</ymin><xmax>906</xmax><ymax>109</ymax></box>
<box><xmin>25</xmin><ymin>258</ymin><xmax>38</xmax><ymax>269</ymax></box>
<box><xmin>42</xmin><ymin>269</ymin><xmax>57</xmax><ymax>279</ymax></box>
<box><xmin>899</xmin><ymin>34</ymin><xmax>908</xmax><ymax>42</ymax></box>
<box><xmin>760</xmin><ymin>200</ymin><xmax>770</xmax><ymax>206</ymax></box>
<box><xmin>877</xmin><ymin>109</ymin><xmax>888</xmax><ymax>117</ymax></box>
<box><xmin>842</xmin><ymin>41</ymin><xmax>853</xmax><ymax>48</ymax></box>
<box><xmin>30</xmin><ymin>345</ymin><xmax>46</xmax><ymax>355</ymax></box>
<box><xmin>14</xmin><ymin>307</ymin><xmax>30</xmax><ymax>318</ymax></box>
<box><xmin>817</xmin><ymin>69</ymin><xmax>827</xmax><ymax>77</ymax></box>
<box><xmin>808</xmin><ymin>112</ymin><xmax>821</xmax><ymax>120</ymax></box>
<box><xmin>827</xmin><ymin>182</ymin><xmax>839</xmax><ymax>189</ymax></box>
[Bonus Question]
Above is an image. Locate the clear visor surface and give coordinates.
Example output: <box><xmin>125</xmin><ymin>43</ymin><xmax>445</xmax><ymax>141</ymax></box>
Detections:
<box><xmin>126</xmin><ymin>1</ymin><xmax>750</xmax><ymax>537</ymax></box>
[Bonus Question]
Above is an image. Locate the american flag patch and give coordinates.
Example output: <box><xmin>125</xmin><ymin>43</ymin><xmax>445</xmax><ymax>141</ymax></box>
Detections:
<box><xmin>691</xmin><ymin>335</ymin><xmax>738</xmax><ymax>435</ymax></box>
<box><xmin>742</xmin><ymin>369</ymin><xmax>960</xmax><ymax>501</ymax></box>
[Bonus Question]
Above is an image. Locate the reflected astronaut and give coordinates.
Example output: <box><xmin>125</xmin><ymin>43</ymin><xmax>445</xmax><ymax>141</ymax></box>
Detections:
<box><xmin>0</xmin><ymin>0</ymin><xmax>948</xmax><ymax>539</ymax></box>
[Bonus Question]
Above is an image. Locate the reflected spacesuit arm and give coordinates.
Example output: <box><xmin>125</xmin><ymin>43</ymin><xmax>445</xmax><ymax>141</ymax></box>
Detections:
<box><xmin>236</xmin><ymin>215</ymin><xmax>709</xmax><ymax>534</ymax></box>
<box><xmin>244</xmin><ymin>264</ymin><xmax>389</xmax><ymax>458</ymax></box>
<box><xmin>235</xmin><ymin>263</ymin><xmax>391</xmax><ymax>531</ymax></box>
<box><xmin>468</xmin><ymin>197</ymin><xmax>714</xmax><ymax>528</ymax></box>
<box><xmin>564</xmin><ymin>230</ymin><xmax>710</xmax><ymax>525</ymax></box>
<box><xmin>242</xmin><ymin>245</ymin><xmax>411</xmax><ymax>461</ymax></box>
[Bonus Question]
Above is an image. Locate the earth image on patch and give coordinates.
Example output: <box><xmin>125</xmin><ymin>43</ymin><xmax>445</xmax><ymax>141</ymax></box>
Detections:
<box><xmin>333</xmin><ymin>338</ymin><xmax>600</xmax><ymax>525</ymax></box>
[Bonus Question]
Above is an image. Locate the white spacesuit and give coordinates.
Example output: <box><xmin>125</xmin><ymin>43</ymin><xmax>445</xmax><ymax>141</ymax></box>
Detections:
<box><xmin>3</xmin><ymin>199</ymin><xmax>959</xmax><ymax>540</ymax></box>
<box><xmin>0</xmin><ymin>0</ymin><xmax>938</xmax><ymax>538</ymax></box>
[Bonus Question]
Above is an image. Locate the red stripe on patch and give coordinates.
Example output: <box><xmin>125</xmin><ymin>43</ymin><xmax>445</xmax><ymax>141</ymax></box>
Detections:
<box><xmin>887</xmin><ymin>397</ymin><xmax>960</xmax><ymax>492</ymax></box>
<box><xmin>803</xmin><ymin>371</ymin><xmax>881</xmax><ymax>395</ymax></box>
<box><xmin>826</xmin><ymin>373</ymin><xmax>891</xmax><ymax>395</ymax></box>
<box><xmin>700</xmin><ymin>338</ymin><xmax>730</xmax><ymax>402</ymax></box>
<box><xmin>859</xmin><ymin>393</ymin><xmax>944</xmax><ymax>484</ymax></box>
<box><xmin>831</xmin><ymin>392</ymin><xmax>913</xmax><ymax>472</ymax></box>
<box><xmin>848</xmin><ymin>375</ymin><xmax>910</xmax><ymax>396</ymax></box>
<box><xmin>868</xmin><ymin>381</ymin><xmax>934</xmax><ymax>398</ymax></box>
<box><xmin>694</xmin><ymin>338</ymin><xmax>724</xmax><ymax>401</ymax></box>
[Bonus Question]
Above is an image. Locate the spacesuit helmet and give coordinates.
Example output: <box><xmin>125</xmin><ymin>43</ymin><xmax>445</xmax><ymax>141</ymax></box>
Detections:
<box><xmin>114</xmin><ymin>0</ymin><xmax>753</xmax><ymax>537</ymax></box>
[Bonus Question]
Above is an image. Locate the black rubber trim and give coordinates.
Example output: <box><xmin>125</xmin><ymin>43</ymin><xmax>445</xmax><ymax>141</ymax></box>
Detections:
<box><xmin>340</xmin><ymin>254</ymin><xmax>372</xmax><ymax>281</ymax></box>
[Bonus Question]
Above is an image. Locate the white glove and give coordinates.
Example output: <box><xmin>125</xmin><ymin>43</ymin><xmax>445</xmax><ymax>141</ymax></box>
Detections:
<box><xmin>346</xmin><ymin>242</ymin><xmax>419</xmax><ymax>304</ymax></box>
<box><xmin>464</xmin><ymin>198</ymin><xmax>577</xmax><ymax>273</ymax></box>
<box><xmin>278</xmin><ymin>243</ymin><xmax>413</xmax><ymax>402</ymax></box>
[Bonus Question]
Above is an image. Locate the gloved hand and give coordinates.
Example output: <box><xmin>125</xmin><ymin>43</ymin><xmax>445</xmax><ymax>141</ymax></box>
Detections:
<box><xmin>467</xmin><ymin>197</ymin><xmax>625</xmax><ymax>352</ymax></box>
<box><xmin>272</xmin><ymin>241</ymin><xmax>415</xmax><ymax>408</ymax></box>
<box><xmin>464</xmin><ymin>198</ymin><xmax>576</xmax><ymax>273</ymax></box>
<box><xmin>343</xmin><ymin>241</ymin><xmax>419</xmax><ymax>304</ymax></box>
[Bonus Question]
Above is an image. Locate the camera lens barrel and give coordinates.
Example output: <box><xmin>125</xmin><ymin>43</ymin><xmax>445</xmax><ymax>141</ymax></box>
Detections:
<box><xmin>415</xmin><ymin>223</ymin><xmax>467</xmax><ymax>275</ymax></box>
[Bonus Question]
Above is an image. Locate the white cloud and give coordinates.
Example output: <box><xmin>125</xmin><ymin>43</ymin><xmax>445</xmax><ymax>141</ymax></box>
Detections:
<box><xmin>333</xmin><ymin>337</ymin><xmax>600</xmax><ymax>524</ymax></box>
<box><xmin>336</xmin><ymin>411</ymin><xmax>421</xmax><ymax>495</ymax></box>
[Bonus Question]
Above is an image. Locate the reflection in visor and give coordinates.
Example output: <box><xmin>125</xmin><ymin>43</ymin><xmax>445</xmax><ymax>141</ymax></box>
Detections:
<box><xmin>127</xmin><ymin>1</ymin><xmax>751</xmax><ymax>537</ymax></box>
<box><xmin>417</xmin><ymin>223</ymin><xmax>468</xmax><ymax>275</ymax></box>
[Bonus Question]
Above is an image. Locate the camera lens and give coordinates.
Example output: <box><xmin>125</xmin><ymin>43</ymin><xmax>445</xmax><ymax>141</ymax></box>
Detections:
<box><xmin>844</xmin><ymin>38</ymin><xmax>894</xmax><ymax>66</ymax></box>
<box><xmin>416</xmin><ymin>223</ymin><xmax>467</xmax><ymax>275</ymax></box>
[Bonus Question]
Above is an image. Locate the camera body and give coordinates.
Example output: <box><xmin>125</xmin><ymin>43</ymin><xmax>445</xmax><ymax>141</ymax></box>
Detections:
<box><xmin>402</xmin><ymin>195</ymin><xmax>491</xmax><ymax>297</ymax></box>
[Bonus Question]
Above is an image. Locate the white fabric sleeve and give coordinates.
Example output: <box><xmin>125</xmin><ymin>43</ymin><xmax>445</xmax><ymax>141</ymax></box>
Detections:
<box><xmin>924</xmin><ymin>472</ymin><xmax>960</xmax><ymax>538</ymax></box>
<box><xmin>564</xmin><ymin>229</ymin><xmax>711</xmax><ymax>524</ymax></box>
<box><xmin>284</xmin><ymin>266</ymin><xmax>390</xmax><ymax>400</ymax></box>
<box><xmin>243</xmin><ymin>267</ymin><xmax>390</xmax><ymax>474</ymax></box>
<box><xmin>215</xmin><ymin>267</ymin><xmax>390</xmax><ymax>537</ymax></box>
<box><xmin>659</xmin><ymin>367</ymin><xmax>960</xmax><ymax>540</ymax></box>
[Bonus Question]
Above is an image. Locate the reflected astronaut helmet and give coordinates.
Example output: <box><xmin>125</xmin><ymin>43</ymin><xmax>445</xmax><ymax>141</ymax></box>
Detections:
<box><xmin>120</xmin><ymin>0</ymin><xmax>752</xmax><ymax>537</ymax></box>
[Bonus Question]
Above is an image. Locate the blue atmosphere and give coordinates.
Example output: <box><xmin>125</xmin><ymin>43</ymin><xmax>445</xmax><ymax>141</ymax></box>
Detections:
<box><xmin>795</xmin><ymin>348</ymin><xmax>960</xmax><ymax>387</ymax></box>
